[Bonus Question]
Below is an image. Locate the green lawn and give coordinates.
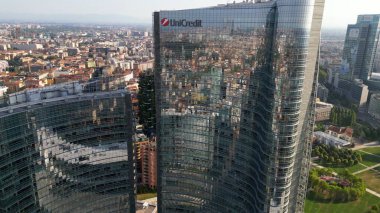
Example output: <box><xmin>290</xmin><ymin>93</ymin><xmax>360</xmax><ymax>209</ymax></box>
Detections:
<box><xmin>358</xmin><ymin>170</ymin><xmax>380</xmax><ymax>194</ymax></box>
<box><xmin>361</xmin><ymin>147</ymin><xmax>380</xmax><ymax>156</ymax></box>
<box><xmin>374</xmin><ymin>166</ymin><xmax>380</xmax><ymax>172</ymax></box>
<box><xmin>305</xmin><ymin>192</ymin><xmax>380</xmax><ymax>213</ymax></box>
<box><xmin>137</xmin><ymin>193</ymin><xmax>157</xmax><ymax>201</ymax></box>
<box><xmin>359</xmin><ymin>152</ymin><xmax>380</xmax><ymax>167</ymax></box>
<box><xmin>316</xmin><ymin>161</ymin><xmax>367</xmax><ymax>174</ymax></box>
<box><xmin>329</xmin><ymin>164</ymin><xmax>368</xmax><ymax>174</ymax></box>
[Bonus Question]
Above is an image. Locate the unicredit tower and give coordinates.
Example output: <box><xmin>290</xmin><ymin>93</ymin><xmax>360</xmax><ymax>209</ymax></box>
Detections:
<box><xmin>154</xmin><ymin>0</ymin><xmax>325</xmax><ymax>212</ymax></box>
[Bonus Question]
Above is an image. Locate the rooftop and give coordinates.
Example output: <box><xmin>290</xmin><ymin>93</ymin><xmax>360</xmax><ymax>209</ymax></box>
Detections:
<box><xmin>314</xmin><ymin>131</ymin><xmax>351</xmax><ymax>147</ymax></box>
<box><xmin>316</xmin><ymin>101</ymin><xmax>333</xmax><ymax>108</ymax></box>
<box><xmin>327</xmin><ymin>125</ymin><xmax>353</xmax><ymax>137</ymax></box>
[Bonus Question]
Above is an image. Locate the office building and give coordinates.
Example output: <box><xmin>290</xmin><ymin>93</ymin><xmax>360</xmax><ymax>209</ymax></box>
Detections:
<box><xmin>339</xmin><ymin>14</ymin><xmax>380</xmax><ymax>91</ymax></box>
<box><xmin>140</xmin><ymin>138</ymin><xmax>157</xmax><ymax>188</ymax></box>
<box><xmin>154</xmin><ymin>0</ymin><xmax>325</xmax><ymax>212</ymax></box>
<box><xmin>351</xmin><ymin>79</ymin><xmax>369</xmax><ymax>110</ymax></box>
<box><xmin>134</xmin><ymin>135</ymin><xmax>157</xmax><ymax>189</ymax></box>
<box><xmin>317</xmin><ymin>83</ymin><xmax>329</xmax><ymax>102</ymax></box>
<box><xmin>369</xmin><ymin>93</ymin><xmax>380</xmax><ymax>120</ymax></box>
<box><xmin>315</xmin><ymin>101</ymin><xmax>333</xmax><ymax>122</ymax></box>
<box><xmin>0</xmin><ymin>81</ymin><xmax>135</xmax><ymax>212</ymax></box>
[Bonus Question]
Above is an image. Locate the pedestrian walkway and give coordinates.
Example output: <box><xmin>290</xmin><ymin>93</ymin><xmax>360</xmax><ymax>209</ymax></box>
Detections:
<box><xmin>352</xmin><ymin>141</ymin><xmax>380</xmax><ymax>150</ymax></box>
<box><xmin>366</xmin><ymin>188</ymin><xmax>380</xmax><ymax>198</ymax></box>
<box><xmin>311</xmin><ymin>162</ymin><xmax>337</xmax><ymax>175</ymax></box>
<box><xmin>358</xmin><ymin>149</ymin><xmax>380</xmax><ymax>157</ymax></box>
<box><xmin>353</xmin><ymin>163</ymin><xmax>380</xmax><ymax>175</ymax></box>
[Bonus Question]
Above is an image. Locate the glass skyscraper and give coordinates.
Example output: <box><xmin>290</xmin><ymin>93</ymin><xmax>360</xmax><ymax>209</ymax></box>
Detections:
<box><xmin>340</xmin><ymin>14</ymin><xmax>380</xmax><ymax>91</ymax></box>
<box><xmin>154</xmin><ymin>0</ymin><xmax>324</xmax><ymax>212</ymax></box>
<box><xmin>0</xmin><ymin>81</ymin><xmax>135</xmax><ymax>212</ymax></box>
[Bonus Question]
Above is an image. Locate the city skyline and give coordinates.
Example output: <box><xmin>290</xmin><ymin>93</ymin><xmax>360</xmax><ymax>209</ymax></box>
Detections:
<box><xmin>0</xmin><ymin>0</ymin><xmax>378</xmax><ymax>29</ymax></box>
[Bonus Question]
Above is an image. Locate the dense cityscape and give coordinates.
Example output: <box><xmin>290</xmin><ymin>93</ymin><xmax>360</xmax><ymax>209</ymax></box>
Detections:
<box><xmin>0</xmin><ymin>0</ymin><xmax>379</xmax><ymax>213</ymax></box>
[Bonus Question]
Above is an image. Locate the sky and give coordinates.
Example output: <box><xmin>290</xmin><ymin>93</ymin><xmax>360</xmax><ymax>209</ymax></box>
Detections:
<box><xmin>0</xmin><ymin>0</ymin><xmax>379</xmax><ymax>29</ymax></box>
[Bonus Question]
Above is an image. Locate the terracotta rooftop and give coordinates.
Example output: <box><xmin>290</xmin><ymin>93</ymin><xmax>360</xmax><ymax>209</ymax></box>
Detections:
<box><xmin>327</xmin><ymin>125</ymin><xmax>353</xmax><ymax>138</ymax></box>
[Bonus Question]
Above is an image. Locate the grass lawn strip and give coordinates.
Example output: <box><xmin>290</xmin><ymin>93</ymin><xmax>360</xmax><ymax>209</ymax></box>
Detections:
<box><xmin>358</xmin><ymin>169</ymin><xmax>380</xmax><ymax>194</ymax></box>
<box><xmin>358</xmin><ymin>151</ymin><xmax>380</xmax><ymax>167</ymax></box>
<box><xmin>330</xmin><ymin>163</ymin><xmax>368</xmax><ymax>174</ymax></box>
<box><xmin>359</xmin><ymin>150</ymin><xmax>380</xmax><ymax>167</ymax></box>
<box><xmin>361</xmin><ymin>147</ymin><xmax>380</xmax><ymax>156</ymax></box>
<box><xmin>137</xmin><ymin>193</ymin><xmax>157</xmax><ymax>201</ymax></box>
<box><xmin>305</xmin><ymin>192</ymin><xmax>380</xmax><ymax>213</ymax></box>
<box><xmin>373</xmin><ymin>166</ymin><xmax>380</xmax><ymax>172</ymax></box>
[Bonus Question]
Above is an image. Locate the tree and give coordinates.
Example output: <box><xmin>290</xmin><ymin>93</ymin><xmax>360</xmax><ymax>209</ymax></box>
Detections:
<box><xmin>138</xmin><ymin>70</ymin><xmax>156</xmax><ymax>135</ymax></box>
<box><xmin>358</xmin><ymin>153</ymin><xmax>362</xmax><ymax>162</ymax></box>
<box><xmin>329</xmin><ymin>157</ymin><xmax>335</xmax><ymax>164</ymax></box>
<box><xmin>330</xmin><ymin>106</ymin><xmax>357</xmax><ymax>126</ymax></box>
<box><xmin>318</xmin><ymin>67</ymin><xmax>328</xmax><ymax>83</ymax></box>
<box><xmin>313</xmin><ymin>144</ymin><xmax>362</xmax><ymax>167</ymax></box>
<box><xmin>315</xmin><ymin>122</ymin><xmax>325</xmax><ymax>132</ymax></box>
<box><xmin>308</xmin><ymin>168</ymin><xmax>366</xmax><ymax>202</ymax></box>
<box><xmin>7</xmin><ymin>56</ymin><xmax>23</xmax><ymax>67</ymax></box>
<box><xmin>344</xmin><ymin>159</ymin><xmax>349</xmax><ymax>165</ymax></box>
<box><xmin>351</xmin><ymin>111</ymin><xmax>357</xmax><ymax>126</ymax></box>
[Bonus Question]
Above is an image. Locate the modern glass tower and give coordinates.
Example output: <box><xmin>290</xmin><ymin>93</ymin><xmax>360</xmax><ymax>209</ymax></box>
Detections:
<box><xmin>0</xmin><ymin>81</ymin><xmax>135</xmax><ymax>212</ymax></box>
<box><xmin>154</xmin><ymin>0</ymin><xmax>324</xmax><ymax>212</ymax></box>
<box><xmin>340</xmin><ymin>14</ymin><xmax>380</xmax><ymax>91</ymax></box>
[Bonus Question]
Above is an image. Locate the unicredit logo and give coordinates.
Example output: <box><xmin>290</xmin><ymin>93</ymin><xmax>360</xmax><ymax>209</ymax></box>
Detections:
<box><xmin>160</xmin><ymin>18</ymin><xmax>202</xmax><ymax>27</ymax></box>
<box><xmin>161</xmin><ymin>18</ymin><xmax>169</xmax><ymax>26</ymax></box>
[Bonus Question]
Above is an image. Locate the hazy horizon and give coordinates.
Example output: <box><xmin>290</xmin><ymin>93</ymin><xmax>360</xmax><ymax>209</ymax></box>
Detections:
<box><xmin>0</xmin><ymin>0</ymin><xmax>379</xmax><ymax>29</ymax></box>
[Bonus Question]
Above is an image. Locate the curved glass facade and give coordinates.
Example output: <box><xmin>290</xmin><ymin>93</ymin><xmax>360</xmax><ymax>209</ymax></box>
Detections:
<box><xmin>0</xmin><ymin>83</ymin><xmax>135</xmax><ymax>212</ymax></box>
<box><xmin>154</xmin><ymin>0</ymin><xmax>324</xmax><ymax>212</ymax></box>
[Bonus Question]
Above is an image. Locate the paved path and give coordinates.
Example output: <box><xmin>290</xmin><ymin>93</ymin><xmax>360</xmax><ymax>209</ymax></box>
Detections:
<box><xmin>141</xmin><ymin>197</ymin><xmax>157</xmax><ymax>205</ymax></box>
<box><xmin>311</xmin><ymin>162</ymin><xmax>337</xmax><ymax>175</ymax></box>
<box><xmin>352</xmin><ymin>141</ymin><xmax>380</xmax><ymax>150</ymax></box>
<box><xmin>358</xmin><ymin>149</ymin><xmax>380</xmax><ymax>157</ymax></box>
<box><xmin>136</xmin><ymin>198</ymin><xmax>157</xmax><ymax>213</ymax></box>
<box><xmin>351</xmin><ymin>149</ymin><xmax>380</xmax><ymax>174</ymax></box>
<box><xmin>353</xmin><ymin>163</ymin><xmax>380</xmax><ymax>175</ymax></box>
<box><xmin>366</xmin><ymin>188</ymin><xmax>380</xmax><ymax>198</ymax></box>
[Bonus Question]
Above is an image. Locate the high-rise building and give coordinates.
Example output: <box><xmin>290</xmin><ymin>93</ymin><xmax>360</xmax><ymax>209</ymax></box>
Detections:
<box><xmin>351</xmin><ymin>79</ymin><xmax>369</xmax><ymax>111</ymax></box>
<box><xmin>154</xmin><ymin>0</ymin><xmax>325</xmax><ymax>212</ymax></box>
<box><xmin>0</xmin><ymin>81</ymin><xmax>135</xmax><ymax>212</ymax></box>
<box><xmin>134</xmin><ymin>136</ymin><xmax>157</xmax><ymax>189</ymax></box>
<box><xmin>140</xmin><ymin>138</ymin><xmax>157</xmax><ymax>188</ymax></box>
<box><xmin>368</xmin><ymin>93</ymin><xmax>380</xmax><ymax>120</ymax></box>
<box><xmin>339</xmin><ymin>14</ymin><xmax>380</xmax><ymax>91</ymax></box>
<box><xmin>317</xmin><ymin>83</ymin><xmax>329</xmax><ymax>102</ymax></box>
<box><xmin>315</xmin><ymin>101</ymin><xmax>333</xmax><ymax>122</ymax></box>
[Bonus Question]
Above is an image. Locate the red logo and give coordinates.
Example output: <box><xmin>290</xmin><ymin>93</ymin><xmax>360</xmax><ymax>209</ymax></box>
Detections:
<box><xmin>161</xmin><ymin>18</ymin><xmax>169</xmax><ymax>27</ymax></box>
